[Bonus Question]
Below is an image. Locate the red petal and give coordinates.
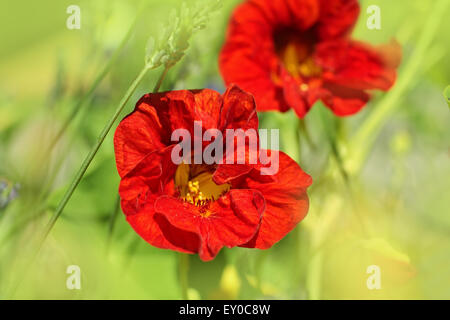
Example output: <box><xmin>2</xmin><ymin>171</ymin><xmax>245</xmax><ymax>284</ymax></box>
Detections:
<box><xmin>154</xmin><ymin>189</ymin><xmax>265</xmax><ymax>261</ymax></box>
<box><xmin>143</xmin><ymin>89</ymin><xmax>223</xmax><ymax>134</ymax></box>
<box><xmin>220</xmin><ymin>85</ymin><xmax>258</xmax><ymax>132</ymax></box>
<box><xmin>191</xmin><ymin>89</ymin><xmax>225</xmax><ymax>129</ymax></box>
<box><xmin>126</xmin><ymin>199</ymin><xmax>201</xmax><ymax>254</ymax></box>
<box><xmin>119</xmin><ymin>146</ymin><xmax>176</xmax><ymax>202</ymax></box>
<box><xmin>315</xmin><ymin>39</ymin><xmax>400</xmax><ymax>91</ymax></box>
<box><xmin>115</xmin><ymin>90</ymin><xmax>227</xmax><ymax>177</ymax></box>
<box><xmin>218</xmin><ymin>0</ymin><xmax>322</xmax><ymax>114</ymax></box>
<box><xmin>119</xmin><ymin>147</ymin><xmax>188</xmax><ymax>253</ymax></box>
<box><xmin>248</xmin><ymin>0</ymin><xmax>319</xmax><ymax>30</ymax></box>
<box><xmin>320</xmin><ymin>82</ymin><xmax>370</xmax><ymax>116</ymax></box>
<box><xmin>317</xmin><ymin>0</ymin><xmax>360</xmax><ymax>39</ymax></box>
<box><xmin>241</xmin><ymin>151</ymin><xmax>312</xmax><ymax>249</ymax></box>
<box><xmin>279</xmin><ymin>69</ymin><xmax>323</xmax><ymax>118</ymax></box>
<box><xmin>213</xmin><ymin>85</ymin><xmax>261</xmax><ymax>182</ymax></box>
<box><xmin>219</xmin><ymin>40</ymin><xmax>282</xmax><ymax>112</ymax></box>
<box><xmin>219</xmin><ymin>0</ymin><xmax>287</xmax><ymax>112</ymax></box>
<box><xmin>213</xmin><ymin>164</ymin><xmax>253</xmax><ymax>185</ymax></box>
<box><xmin>114</xmin><ymin>98</ymin><xmax>167</xmax><ymax>178</ymax></box>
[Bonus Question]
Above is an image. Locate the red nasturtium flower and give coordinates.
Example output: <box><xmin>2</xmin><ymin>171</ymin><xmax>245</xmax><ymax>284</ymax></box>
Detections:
<box><xmin>114</xmin><ymin>85</ymin><xmax>311</xmax><ymax>261</ymax></box>
<box><xmin>219</xmin><ymin>0</ymin><xmax>401</xmax><ymax>117</ymax></box>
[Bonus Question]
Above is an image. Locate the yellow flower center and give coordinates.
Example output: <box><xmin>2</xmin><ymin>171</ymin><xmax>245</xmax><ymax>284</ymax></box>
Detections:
<box><xmin>175</xmin><ymin>163</ymin><xmax>231</xmax><ymax>214</ymax></box>
<box><xmin>184</xmin><ymin>180</ymin><xmax>206</xmax><ymax>206</ymax></box>
<box><xmin>274</xmin><ymin>29</ymin><xmax>322</xmax><ymax>79</ymax></box>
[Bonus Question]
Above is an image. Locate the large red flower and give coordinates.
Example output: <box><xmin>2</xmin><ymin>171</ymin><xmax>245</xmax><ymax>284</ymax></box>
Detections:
<box><xmin>114</xmin><ymin>85</ymin><xmax>312</xmax><ymax>261</ymax></box>
<box><xmin>219</xmin><ymin>0</ymin><xmax>401</xmax><ymax>117</ymax></box>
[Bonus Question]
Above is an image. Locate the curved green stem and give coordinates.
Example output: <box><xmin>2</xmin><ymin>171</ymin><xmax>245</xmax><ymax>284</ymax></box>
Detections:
<box><xmin>39</xmin><ymin>66</ymin><xmax>150</xmax><ymax>247</ymax></box>
<box><xmin>106</xmin><ymin>194</ymin><xmax>121</xmax><ymax>252</ymax></box>
<box><xmin>178</xmin><ymin>253</ymin><xmax>190</xmax><ymax>300</ymax></box>
<box><xmin>347</xmin><ymin>0</ymin><xmax>448</xmax><ymax>175</ymax></box>
<box><xmin>48</xmin><ymin>11</ymin><xmax>142</xmax><ymax>152</ymax></box>
<box><xmin>106</xmin><ymin>65</ymin><xmax>169</xmax><ymax>252</ymax></box>
<box><xmin>298</xmin><ymin>118</ymin><xmax>316</xmax><ymax>150</ymax></box>
<box><xmin>306</xmin><ymin>251</ymin><xmax>323</xmax><ymax>300</ymax></box>
<box><xmin>153</xmin><ymin>66</ymin><xmax>170</xmax><ymax>93</ymax></box>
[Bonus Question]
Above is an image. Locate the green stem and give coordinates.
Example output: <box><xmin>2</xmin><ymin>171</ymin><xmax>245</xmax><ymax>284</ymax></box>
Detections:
<box><xmin>347</xmin><ymin>0</ymin><xmax>448</xmax><ymax>175</ymax></box>
<box><xmin>178</xmin><ymin>253</ymin><xmax>190</xmax><ymax>300</ymax></box>
<box><xmin>39</xmin><ymin>66</ymin><xmax>150</xmax><ymax>247</ymax></box>
<box><xmin>318</xmin><ymin>106</ymin><xmax>350</xmax><ymax>184</ymax></box>
<box><xmin>122</xmin><ymin>236</ymin><xmax>142</xmax><ymax>273</ymax></box>
<box><xmin>318</xmin><ymin>108</ymin><xmax>369</xmax><ymax>234</ymax></box>
<box><xmin>32</xmin><ymin>7</ymin><xmax>145</xmax><ymax>221</ymax></box>
<box><xmin>294</xmin><ymin>118</ymin><xmax>302</xmax><ymax>162</ymax></box>
<box><xmin>298</xmin><ymin>118</ymin><xmax>316</xmax><ymax>150</ymax></box>
<box><xmin>153</xmin><ymin>66</ymin><xmax>170</xmax><ymax>93</ymax></box>
<box><xmin>48</xmin><ymin>12</ymin><xmax>141</xmax><ymax>151</ymax></box>
<box><xmin>306</xmin><ymin>251</ymin><xmax>323</xmax><ymax>300</ymax></box>
<box><xmin>106</xmin><ymin>66</ymin><xmax>169</xmax><ymax>252</ymax></box>
<box><xmin>106</xmin><ymin>194</ymin><xmax>121</xmax><ymax>252</ymax></box>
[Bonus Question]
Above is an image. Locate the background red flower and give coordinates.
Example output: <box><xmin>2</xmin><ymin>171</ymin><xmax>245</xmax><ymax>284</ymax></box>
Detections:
<box><xmin>219</xmin><ymin>0</ymin><xmax>402</xmax><ymax>117</ymax></box>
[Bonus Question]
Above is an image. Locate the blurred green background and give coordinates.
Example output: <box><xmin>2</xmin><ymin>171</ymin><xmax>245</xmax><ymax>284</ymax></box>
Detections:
<box><xmin>0</xmin><ymin>0</ymin><xmax>449</xmax><ymax>299</ymax></box>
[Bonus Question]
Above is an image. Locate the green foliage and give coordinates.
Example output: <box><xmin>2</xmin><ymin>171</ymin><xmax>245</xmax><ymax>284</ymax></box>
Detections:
<box><xmin>444</xmin><ymin>85</ymin><xmax>450</xmax><ymax>108</ymax></box>
<box><xmin>0</xmin><ymin>0</ymin><xmax>449</xmax><ymax>300</ymax></box>
<box><xmin>145</xmin><ymin>0</ymin><xmax>222</xmax><ymax>69</ymax></box>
